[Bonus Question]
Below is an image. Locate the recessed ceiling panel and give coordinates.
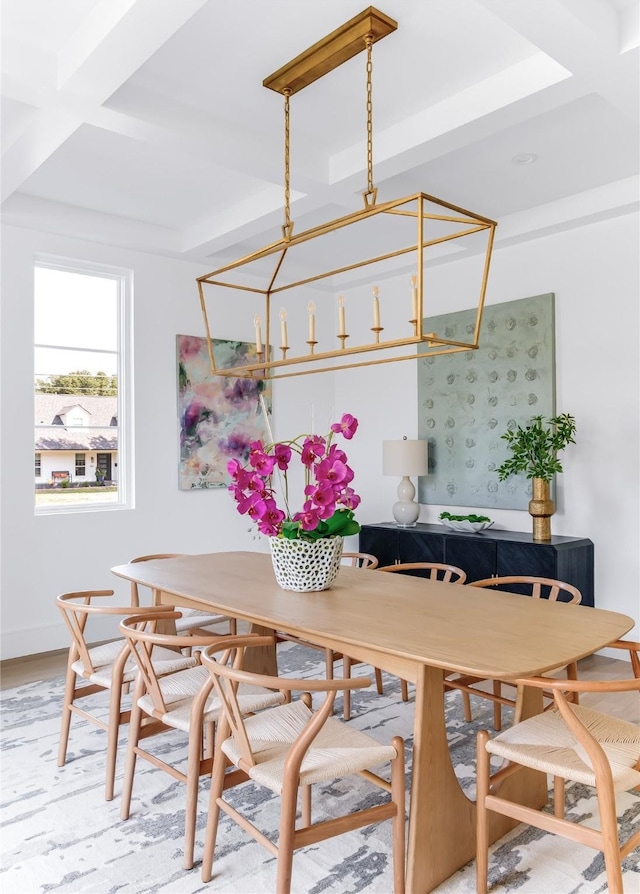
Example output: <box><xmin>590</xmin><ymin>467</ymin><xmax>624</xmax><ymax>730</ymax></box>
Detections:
<box><xmin>18</xmin><ymin>124</ymin><xmax>277</xmax><ymax>229</ymax></box>
<box><xmin>0</xmin><ymin>0</ymin><xmax>102</xmax><ymax>51</ymax></box>
<box><xmin>382</xmin><ymin>94</ymin><xmax>640</xmax><ymax>220</ymax></box>
<box><xmin>120</xmin><ymin>0</ymin><xmax>539</xmax><ymax>155</ymax></box>
<box><xmin>1</xmin><ymin>0</ymin><xmax>638</xmax><ymax>261</ymax></box>
<box><xmin>0</xmin><ymin>96</ymin><xmax>38</xmax><ymax>147</ymax></box>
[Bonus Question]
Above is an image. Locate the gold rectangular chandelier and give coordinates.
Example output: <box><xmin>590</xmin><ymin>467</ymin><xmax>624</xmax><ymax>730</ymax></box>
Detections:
<box><xmin>197</xmin><ymin>7</ymin><xmax>497</xmax><ymax>380</ymax></box>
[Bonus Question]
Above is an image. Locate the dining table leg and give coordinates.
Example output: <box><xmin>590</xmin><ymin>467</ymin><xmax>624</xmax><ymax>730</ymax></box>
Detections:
<box><xmin>406</xmin><ymin>665</ymin><xmax>547</xmax><ymax>894</ymax></box>
<box><xmin>247</xmin><ymin>623</ymin><xmax>279</xmax><ymax>676</ymax></box>
<box><xmin>154</xmin><ymin>592</ymin><xmax>278</xmax><ymax>675</ymax></box>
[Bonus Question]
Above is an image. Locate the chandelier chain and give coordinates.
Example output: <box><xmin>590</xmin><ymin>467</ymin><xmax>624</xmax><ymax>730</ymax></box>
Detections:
<box><xmin>283</xmin><ymin>88</ymin><xmax>292</xmax><ymax>239</ymax></box>
<box><xmin>365</xmin><ymin>33</ymin><xmax>374</xmax><ymax>196</ymax></box>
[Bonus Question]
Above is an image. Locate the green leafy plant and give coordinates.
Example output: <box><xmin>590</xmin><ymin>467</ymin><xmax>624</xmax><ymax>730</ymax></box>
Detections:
<box><xmin>496</xmin><ymin>413</ymin><xmax>576</xmax><ymax>482</ymax></box>
<box><xmin>439</xmin><ymin>511</ymin><xmax>491</xmax><ymax>523</ymax></box>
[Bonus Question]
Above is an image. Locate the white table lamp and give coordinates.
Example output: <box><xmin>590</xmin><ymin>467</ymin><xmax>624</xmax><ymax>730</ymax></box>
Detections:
<box><xmin>383</xmin><ymin>437</ymin><xmax>428</xmax><ymax>527</ymax></box>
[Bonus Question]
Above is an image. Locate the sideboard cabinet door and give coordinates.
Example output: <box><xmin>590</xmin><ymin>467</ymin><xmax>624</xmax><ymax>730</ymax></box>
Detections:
<box><xmin>496</xmin><ymin>539</ymin><xmax>594</xmax><ymax>606</ymax></box>
<box><xmin>398</xmin><ymin>529</ymin><xmax>444</xmax><ymax>563</ymax></box>
<box><xmin>444</xmin><ymin>537</ymin><xmax>497</xmax><ymax>582</ymax></box>
<box><xmin>358</xmin><ymin>525</ymin><xmax>399</xmax><ymax>568</ymax></box>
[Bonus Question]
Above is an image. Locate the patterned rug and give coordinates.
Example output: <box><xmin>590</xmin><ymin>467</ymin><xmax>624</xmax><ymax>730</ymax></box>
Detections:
<box><xmin>1</xmin><ymin>643</ymin><xmax>638</xmax><ymax>894</ymax></box>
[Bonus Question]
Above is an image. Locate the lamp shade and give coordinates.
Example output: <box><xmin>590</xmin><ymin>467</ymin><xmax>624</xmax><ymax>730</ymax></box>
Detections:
<box><xmin>383</xmin><ymin>439</ymin><xmax>428</xmax><ymax>477</ymax></box>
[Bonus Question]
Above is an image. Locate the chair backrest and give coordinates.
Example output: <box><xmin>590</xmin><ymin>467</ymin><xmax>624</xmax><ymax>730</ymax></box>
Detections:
<box><xmin>119</xmin><ymin>612</ymin><xmax>223</xmax><ymax>717</ymax></box>
<box><xmin>378</xmin><ymin>562</ymin><xmax>467</xmax><ymax>583</ymax></box>
<box><xmin>56</xmin><ymin>591</ymin><xmax>176</xmax><ymax>675</ymax></box>
<box><xmin>200</xmin><ymin>635</ymin><xmax>371</xmax><ymax>773</ymax></box>
<box><xmin>128</xmin><ymin>553</ymin><xmax>186</xmax><ymax>606</ymax></box>
<box><xmin>342</xmin><ymin>552</ymin><xmax>379</xmax><ymax>569</ymax></box>
<box><xmin>469</xmin><ymin>575</ymin><xmax>581</xmax><ymax>604</ymax></box>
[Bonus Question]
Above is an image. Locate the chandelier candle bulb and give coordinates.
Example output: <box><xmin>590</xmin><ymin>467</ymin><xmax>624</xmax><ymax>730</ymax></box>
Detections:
<box><xmin>338</xmin><ymin>295</ymin><xmax>346</xmax><ymax>336</ymax></box>
<box><xmin>411</xmin><ymin>276</ymin><xmax>418</xmax><ymax>321</ymax></box>
<box><xmin>373</xmin><ymin>286</ymin><xmax>381</xmax><ymax>329</ymax></box>
<box><xmin>254</xmin><ymin>315</ymin><xmax>263</xmax><ymax>354</ymax></box>
<box><xmin>308</xmin><ymin>301</ymin><xmax>316</xmax><ymax>342</ymax></box>
<box><xmin>280</xmin><ymin>308</ymin><xmax>288</xmax><ymax>348</ymax></box>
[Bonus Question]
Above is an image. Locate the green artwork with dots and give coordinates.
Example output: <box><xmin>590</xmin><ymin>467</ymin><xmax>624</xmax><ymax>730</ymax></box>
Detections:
<box><xmin>417</xmin><ymin>293</ymin><xmax>555</xmax><ymax>510</ymax></box>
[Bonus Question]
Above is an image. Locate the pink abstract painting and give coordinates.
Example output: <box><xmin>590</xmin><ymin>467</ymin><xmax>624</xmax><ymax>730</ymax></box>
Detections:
<box><xmin>177</xmin><ymin>335</ymin><xmax>271</xmax><ymax>490</ymax></box>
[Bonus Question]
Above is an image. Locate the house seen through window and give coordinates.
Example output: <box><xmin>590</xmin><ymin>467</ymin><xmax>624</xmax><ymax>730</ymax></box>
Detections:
<box><xmin>34</xmin><ymin>260</ymin><xmax>131</xmax><ymax>512</ymax></box>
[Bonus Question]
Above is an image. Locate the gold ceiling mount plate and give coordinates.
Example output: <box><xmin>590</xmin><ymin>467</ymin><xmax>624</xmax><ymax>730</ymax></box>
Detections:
<box><xmin>263</xmin><ymin>6</ymin><xmax>397</xmax><ymax>96</ymax></box>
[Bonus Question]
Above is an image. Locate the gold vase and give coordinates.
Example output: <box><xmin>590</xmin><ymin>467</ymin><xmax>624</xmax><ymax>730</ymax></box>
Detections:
<box><xmin>528</xmin><ymin>477</ymin><xmax>554</xmax><ymax>542</ymax></box>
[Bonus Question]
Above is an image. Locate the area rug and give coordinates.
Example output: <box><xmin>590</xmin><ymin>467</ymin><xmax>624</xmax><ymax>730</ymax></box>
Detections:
<box><xmin>1</xmin><ymin>644</ymin><xmax>638</xmax><ymax>894</ymax></box>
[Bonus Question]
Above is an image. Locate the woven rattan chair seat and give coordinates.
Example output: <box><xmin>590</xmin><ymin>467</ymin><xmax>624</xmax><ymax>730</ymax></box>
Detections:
<box><xmin>486</xmin><ymin>703</ymin><xmax>640</xmax><ymax>792</ymax></box>
<box><xmin>137</xmin><ymin>664</ymin><xmax>286</xmax><ymax>733</ymax></box>
<box><xmin>221</xmin><ymin>698</ymin><xmax>399</xmax><ymax>793</ymax></box>
<box><xmin>71</xmin><ymin>640</ymin><xmax>196</xmax><ymax>687</ymax></box>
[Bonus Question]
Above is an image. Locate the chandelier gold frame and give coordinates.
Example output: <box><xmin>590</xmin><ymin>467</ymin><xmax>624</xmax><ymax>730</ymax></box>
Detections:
<box><xmin>197</xmin><ymin>7</ymin><xmax>497</xmax><ymax>380</ymax></box>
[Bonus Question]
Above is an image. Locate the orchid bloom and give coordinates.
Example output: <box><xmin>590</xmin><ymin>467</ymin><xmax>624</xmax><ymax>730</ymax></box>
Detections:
<box><xmin>330</xmin><ymin>413</ymin><xmax>358</xmax><ymax>440</ymax></box>
<box><xmin>338</xmin><ymin>486</ymin><xmax>361</xmax><ymax>511</ymax></box>
<box><xmin>226</xmin><ymin>413</ymin><xmax>361</xmax><ymax>540</ymax></box>
<box><xmin>315</xmin><ymin>456</ymin><xmax>349</xmax><ymax>486</ymax></box>
<box><xmin>293</xmin><ymin>503</ymin><xmax>322</xmax><ymax>531</ymax></box>
<box><xmin>274</xmin><ymin>443</ymin><xmax>292</xmax><ymax>470</ymax></box>
<box><xmin>248</xmin><ymin>445</ymin><xmax>277</xmax><ymax>476</ymax></box>
<box><xmin>257</xmin><ymin>500</ymin><xmax>286</xmax><ymax>536</ymax></box>
<box><xmin>305</xmin><ymin>480</ymin><xmax>336</xmax><ymax>508</ymax></box>
<box><xmin>237</xmin><ymin>491</ymin><xmax>263</xmax><ymax>516</ymax></box>
<box><xmin>301</xmin><ymin>435</ymin><xmax>326</xmax><ymax>467</ymax></box>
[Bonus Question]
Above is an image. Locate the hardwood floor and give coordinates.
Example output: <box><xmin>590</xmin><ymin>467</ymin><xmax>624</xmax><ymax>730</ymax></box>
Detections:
<box><xmin>568</xmin><ymin>651</ymin><xmax>639</xmax><ymax>721</ymax></box>
<box><xmin>1</xmin><ymin>647</ymin><xmax>69</xmax><ymax>688</ymax></box>
<box><xmin>1</xmin><ymin>647</ymin><xmax>637</xmax><ymax>721</ymax></box>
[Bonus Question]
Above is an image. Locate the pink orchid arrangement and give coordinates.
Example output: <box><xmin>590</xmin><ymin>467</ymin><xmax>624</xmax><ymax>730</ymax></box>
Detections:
<box><xmin>227</xmin><ymin>413</ymin><xmax>361</xmax><ymax>541</ymax></box>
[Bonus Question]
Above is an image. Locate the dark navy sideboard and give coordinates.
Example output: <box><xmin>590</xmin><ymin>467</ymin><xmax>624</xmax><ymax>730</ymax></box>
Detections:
<box><xmin>359</xmin><ymin>522</ymin><xmax>595</xmax><ymax>606</ymax></box>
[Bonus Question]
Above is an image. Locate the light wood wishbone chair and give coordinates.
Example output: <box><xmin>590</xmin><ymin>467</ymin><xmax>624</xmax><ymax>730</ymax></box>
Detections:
<box><xmin>476</xmin><ymin>640</ymin><xmax>640</xmax><ymax>894</ymax></box>
<box><xmin>56</xmin><ymin>592</ymin><xmax>194</xmax><ymax>801</ymax></box>
<box><xmin>119</xmin><ymin>617</ymin><xmax>286</xmax><ymax>870</ymax></box>
<box><xmin>199</xmin><ymin>634</ymin><xmax>406</xmax><ymax>894</ymax></box>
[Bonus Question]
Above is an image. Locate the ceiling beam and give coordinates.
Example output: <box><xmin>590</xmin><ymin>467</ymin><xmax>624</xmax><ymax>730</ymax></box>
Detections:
<box><xmin>1</xmin><ymin>0</ymin><xmax>210</xmax><ymax>203</ymax></box>
<box><xmin>477</xmin><ymin>0</ymin><xmax>619</xmax><ymax>70</ymax></box>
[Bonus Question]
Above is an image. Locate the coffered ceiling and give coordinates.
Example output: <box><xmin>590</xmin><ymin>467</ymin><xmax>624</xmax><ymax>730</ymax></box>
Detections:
<box><xmin>1</xmin><ymin>0</ymin><xmax>638</xmax><ymax>273</ymax></box>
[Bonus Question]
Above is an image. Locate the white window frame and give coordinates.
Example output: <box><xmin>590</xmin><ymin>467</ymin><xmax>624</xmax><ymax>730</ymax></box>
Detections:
<box><xmin>34</xmin><ymin>255</ymin><xmax>134</xmax><ymax>515</ymax></box>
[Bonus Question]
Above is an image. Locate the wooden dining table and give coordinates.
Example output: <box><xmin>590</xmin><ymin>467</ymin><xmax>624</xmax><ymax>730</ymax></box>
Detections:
<box><xmin>112</xmin><ymin>551</ymin><xmax>633</xmax><ymax>893</ymax></box>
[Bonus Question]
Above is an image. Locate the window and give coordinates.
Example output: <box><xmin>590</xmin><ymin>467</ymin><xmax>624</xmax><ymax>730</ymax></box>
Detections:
<box><xmin>34</xmin><ymin>258</ymin><xmax>132</xmax><ymax>513</ymax></box>
<box><xmin>75</xmin><ymin>453</ymin><xmax>86</xmax><ymax>477</ymax></box>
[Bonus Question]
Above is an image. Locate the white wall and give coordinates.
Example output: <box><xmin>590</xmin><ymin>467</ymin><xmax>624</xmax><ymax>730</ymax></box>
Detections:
<box><xmin>1</xmin><ymin>213</ymin><xmax>638</xmax><ymax>659</ymax></box>
<box><xmin>341</xmin><ymin>214</ymin><xmax>640</xmax><ymax>638</ymax></box>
